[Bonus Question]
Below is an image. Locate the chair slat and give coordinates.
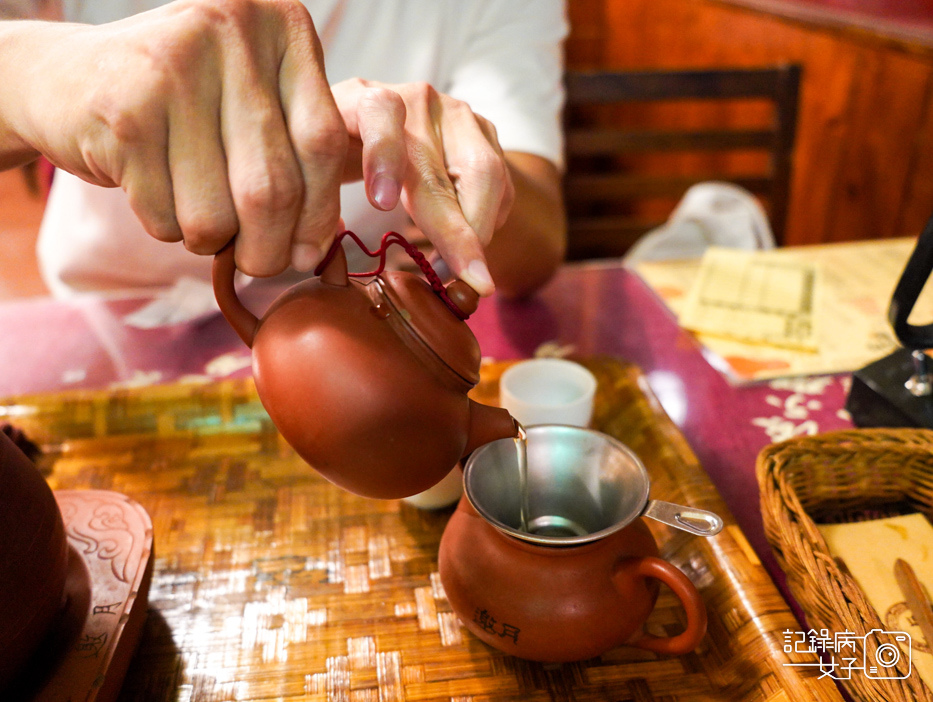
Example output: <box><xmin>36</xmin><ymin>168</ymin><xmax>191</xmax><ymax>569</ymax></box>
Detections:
<box><xmin>566</xmin><ymin>129</ymin><xmax>777</xmax><ymax>155</ymax></box>
<box><xmin>565</xmin><ymin>68</ymin><xmax>795</xmax><ymax>103</ymax></box>
<box><xmin>568</xmin><ymin>215</ymin><xmax>665</xmax><ymax>236</ymax></box>
<box><xmin>564</xmin><ymin>172</ymin><xmax>773</xmax><ymax>201</ymax></box>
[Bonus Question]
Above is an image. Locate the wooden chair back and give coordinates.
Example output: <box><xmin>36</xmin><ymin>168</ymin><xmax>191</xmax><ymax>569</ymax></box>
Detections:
<box><xmin>563</xmin><ymin>65</ymin><xmax>801</xmax><ymax>259</ymax></box>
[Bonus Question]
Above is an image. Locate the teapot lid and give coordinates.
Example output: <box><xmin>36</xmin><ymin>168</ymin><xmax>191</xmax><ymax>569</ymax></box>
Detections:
<box><xmin>313</xmin><ymin>230</ymin><xmax>484</xmax><ymax>387</ymax></box>
<box><xmin>379</xmin><ymin>271</ymin><xmax>482</xmax><ymax>386</ymax></box>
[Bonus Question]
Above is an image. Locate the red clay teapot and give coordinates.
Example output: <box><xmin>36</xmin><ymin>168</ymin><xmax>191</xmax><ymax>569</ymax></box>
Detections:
<box><xmin>212</xmin><ymin>232</ymin><xmax>518</xmax><ymax>499</ymax></box>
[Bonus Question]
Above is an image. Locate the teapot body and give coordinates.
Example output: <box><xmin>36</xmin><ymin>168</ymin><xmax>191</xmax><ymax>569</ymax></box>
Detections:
<box><xmin>438</xmin><ymin>496</ymin><xmax>664</xmax><ymax>662</ymax></box>
<box><xmin>252</xmin><ymin>276</ymin><xmax>472</xmax><ymax>498</ymax></box>
<box><xmin>213</xmin><ymin>238</ymin><xmax>518</xmax><ymax>500</ymax></box>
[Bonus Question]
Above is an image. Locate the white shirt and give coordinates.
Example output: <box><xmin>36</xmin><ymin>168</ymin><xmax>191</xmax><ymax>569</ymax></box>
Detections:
<box><xmin>38</xmin><ymin>0</ymin><xmax>567</xmax><ymax>295</ymax></box>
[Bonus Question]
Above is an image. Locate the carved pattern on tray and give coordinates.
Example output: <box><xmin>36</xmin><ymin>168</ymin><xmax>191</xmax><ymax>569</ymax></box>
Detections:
<box><xmin>58</xmin><ymin>493</ymin><xmax>146</xmax><ymax>585</ymax></box>
<box><xmin>28</xmin><ymin>491</ymin><xmax>154</xmax><ymax>702</ymax></box>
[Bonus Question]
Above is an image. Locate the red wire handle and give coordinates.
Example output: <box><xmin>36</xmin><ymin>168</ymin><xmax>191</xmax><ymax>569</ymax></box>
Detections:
<box><xmin>314</xmin><ymin>231</ymin><xmax>469</xmax><ymax>320</ymax></box>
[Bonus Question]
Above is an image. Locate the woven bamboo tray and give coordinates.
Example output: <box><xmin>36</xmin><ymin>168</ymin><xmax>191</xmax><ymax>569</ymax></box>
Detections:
<box><xmin>758</xmin><ymin>428</ymin><xmax>933</xmax><ymax>702</ymax></box>
<box><xmin>3</xmin><ymin>357</ymin><xmax>841</xmax><ymax>701</ymax></box>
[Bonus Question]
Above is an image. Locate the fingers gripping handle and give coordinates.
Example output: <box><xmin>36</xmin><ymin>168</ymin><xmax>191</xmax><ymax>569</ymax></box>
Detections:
<box><xmin>614</xmin><ymin>556</ymin><xmax>707</xmax><ymax>656</ymax></box>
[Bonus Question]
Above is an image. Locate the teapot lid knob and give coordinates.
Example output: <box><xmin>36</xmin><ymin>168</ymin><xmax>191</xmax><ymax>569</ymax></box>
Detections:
<box><xmin>445</xmin><ymin>280</ymin><xmax>479</xmax><ymax>318</ymax></box>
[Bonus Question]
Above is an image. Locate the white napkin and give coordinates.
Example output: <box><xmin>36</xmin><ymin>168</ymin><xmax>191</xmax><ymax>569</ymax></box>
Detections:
<box><xmin>123</xmin><ymin>276</ymin><xmax>219</xmax><ymax>329</ymax></box>
<box><xmin>624</xmin><ymin>181</ymin><xmax>775</xmax><ymax>265</ymax></box>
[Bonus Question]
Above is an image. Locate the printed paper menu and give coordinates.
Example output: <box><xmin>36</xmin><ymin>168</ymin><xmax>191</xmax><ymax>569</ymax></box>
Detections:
<box><xmin>635</xmin><ymin>238</ymin><xmax>933</xmax><ymax>383</ymax></box>
<box><xmin>679</xmin><ymin>247</ymin><xmax>820</xmax><ymax>352</ymax></box>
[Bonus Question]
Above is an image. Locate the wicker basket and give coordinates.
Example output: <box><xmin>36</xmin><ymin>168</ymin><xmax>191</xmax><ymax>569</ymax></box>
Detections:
<box><xmin>758</xmin><ymin>428</ymin><xmax>933</xmax><ymax>702</ymax></box>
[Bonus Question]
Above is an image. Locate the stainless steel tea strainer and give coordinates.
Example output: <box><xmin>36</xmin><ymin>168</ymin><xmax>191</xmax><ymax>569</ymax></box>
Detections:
<box><xmin>463</xmin><ymin>424</ymin><xmax>724</xmax><ymax>546</ymax></box>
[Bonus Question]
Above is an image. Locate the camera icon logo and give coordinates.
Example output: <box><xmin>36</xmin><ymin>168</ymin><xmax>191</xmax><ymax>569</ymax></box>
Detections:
<box><xmin>863</xmin><ymin>629</ymin><xmax>911</xmax><ymax>679</ymax></box>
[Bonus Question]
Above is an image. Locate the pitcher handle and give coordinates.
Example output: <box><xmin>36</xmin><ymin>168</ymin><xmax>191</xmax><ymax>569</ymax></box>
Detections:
<box><xmin>615</xmin><ymin>556</ymin><xmax>707</xmax><ymax>656</ymax></box>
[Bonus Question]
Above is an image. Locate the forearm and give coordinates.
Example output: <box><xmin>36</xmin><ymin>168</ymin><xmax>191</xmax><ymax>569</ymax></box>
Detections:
<box><xmin>485</xmin><ymin>152</ymin><xmax>566</xmax><ymax>299</ymax></box>
<box><xmin>0</xmin><ymin>20</ymin><xmax>70</xmax><ymax>170</ymax></box>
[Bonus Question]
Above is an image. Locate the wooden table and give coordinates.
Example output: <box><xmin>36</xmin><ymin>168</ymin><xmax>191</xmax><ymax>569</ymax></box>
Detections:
<box><xmin>7</xmin><ymin>357</ymin><xmax>841</xmax><ymax>701</ymax></box>
<box><xmin>0</xmin><ymin>260</ymin><xmax>863</xmax><ymax>698</ymax></box>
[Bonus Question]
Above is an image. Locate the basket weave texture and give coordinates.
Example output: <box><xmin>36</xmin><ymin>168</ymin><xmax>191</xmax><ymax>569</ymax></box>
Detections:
<box><xmin>758</xmin><ymin>428</ymin><xmax>933</xmax><ymax>702</ymax></box>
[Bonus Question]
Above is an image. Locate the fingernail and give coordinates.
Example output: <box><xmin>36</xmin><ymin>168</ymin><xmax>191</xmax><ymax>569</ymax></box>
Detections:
<box><xmin>292</xmin><ymin>242</ymin><xmax>324</xmax><ymax>272</ymax></box>
<box><xmin>463</xmin><ymin>259</ymin><xmax>495</xmax><ymax>294</ymax></box>
<box><xmin>372</xmin><ymin>174</ymin><xmax>400</xmax><ymax>211</ymax></box>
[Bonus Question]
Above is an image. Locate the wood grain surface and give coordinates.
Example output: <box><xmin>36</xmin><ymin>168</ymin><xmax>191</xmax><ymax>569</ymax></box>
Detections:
<box><xmin>3</xmin><ymin>358</ymin><xmax>842</xmax><ymax>701</ymax></box>
<box><xmin>565</xmin><ymin>0</ymin><xmax>933</xmax><ymax>251</ymax></box>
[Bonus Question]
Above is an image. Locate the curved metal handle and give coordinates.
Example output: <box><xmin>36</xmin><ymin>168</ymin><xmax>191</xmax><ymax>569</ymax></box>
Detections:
<box><xmin>642</xmin><ymin>500</ymin><xmax>723</xmax><ymax>537</ymax></box>
<box><xmin>890</xmin><ymin>212</ymin><xmax>933</xmax><ymax>349</ymax></box>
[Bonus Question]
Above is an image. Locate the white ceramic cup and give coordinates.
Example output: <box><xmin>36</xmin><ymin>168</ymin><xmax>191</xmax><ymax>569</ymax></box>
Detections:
<box><xmin>402</xmin><ymin>464</ymin><xmax>464</xmax><ymax>510</ymax></box>
<box><xmin>499</xmin><ymin>358</ymin><xmax>597</xmax><ymax>427</ymax></box>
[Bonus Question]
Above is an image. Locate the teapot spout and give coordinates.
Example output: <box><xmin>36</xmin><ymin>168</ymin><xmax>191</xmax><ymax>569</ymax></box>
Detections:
<box><xmin>463</xmin><ymin>399</ymin><xmax>519</xmax><ymax>457</ymax></box>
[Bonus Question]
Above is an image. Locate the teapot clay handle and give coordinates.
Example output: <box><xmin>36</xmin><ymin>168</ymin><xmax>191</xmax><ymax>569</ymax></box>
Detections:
<box><xmin>211</xmin><ymin>240</ymin><xmax>350</xmax><ymax>348</ymax></box>
<box><xmin>212</xmin><ymin>241</ymin><xmax>258</xmax><ymax>348</ymax></box>
<box><xmin>613</xmin><ymin>556</ymin><xmax>707</xmax><ymax>656</ymax></box>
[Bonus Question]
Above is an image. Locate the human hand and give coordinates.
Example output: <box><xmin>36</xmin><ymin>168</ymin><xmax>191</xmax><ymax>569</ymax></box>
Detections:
<box><xmin>331</xmin><ymin>78</ymin><xmax>515</xmax><ymax>296</ymax></box>
<box><xmin>4</xmin><ymin>0</ymin><xmax>347</xmax><ymax>277</ymax></box>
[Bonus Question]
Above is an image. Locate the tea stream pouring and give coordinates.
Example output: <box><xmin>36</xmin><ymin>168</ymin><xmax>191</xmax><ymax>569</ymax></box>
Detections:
<box><xmin>212</xmin><ymin>231</ymin><xmax>519</xmax><ymax>499</ymax></box>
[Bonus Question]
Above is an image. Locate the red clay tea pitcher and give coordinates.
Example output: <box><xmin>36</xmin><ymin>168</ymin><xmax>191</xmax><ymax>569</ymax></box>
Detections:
<box><xmin>439</xmin><ymin>425</ymin><xmax>721</xmax><ymax>662</ymax></box>
<box><xmin>212</xmin><ymin>232</ymin><xmax>518</xmax><ymax>499</ymax></box>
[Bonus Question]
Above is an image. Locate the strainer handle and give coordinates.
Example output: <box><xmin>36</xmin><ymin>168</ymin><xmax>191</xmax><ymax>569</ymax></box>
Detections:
<box><xmin>643</xmin><ymin>500</ymin><xmax>723</xmax><ymax>536</ymax></box>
